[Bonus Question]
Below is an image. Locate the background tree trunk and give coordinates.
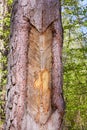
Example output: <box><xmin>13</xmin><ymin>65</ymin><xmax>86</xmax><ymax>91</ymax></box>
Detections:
<box><xmin>0</xmin><ymin>0</ymin><xmax>7</xmax><ymax>127</ymax></box>
<box><xmin>0</xmin><ymin>0</ymin><xmax>7</xmax><ymax>85</ymax></box>
<box><xmin>5</xmin><ymin>0</ymin><xmax>65</xmax><ymax>130</ymax></box>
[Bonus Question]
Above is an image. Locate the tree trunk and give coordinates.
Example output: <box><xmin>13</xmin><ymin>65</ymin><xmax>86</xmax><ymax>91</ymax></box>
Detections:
<box><xmin>0</xmin><ymin>0</ymin><xmax>7</xmax><ymax>127</ymax></box>
<box><xmin>5</xmin><ymin>0</ymin><xmax>65</xmax><ymax>130</ymax></box>
<box><xmin>0</xmin><ymin>0</ymin><xmax>7</xmax><ymax>85</ymax></box>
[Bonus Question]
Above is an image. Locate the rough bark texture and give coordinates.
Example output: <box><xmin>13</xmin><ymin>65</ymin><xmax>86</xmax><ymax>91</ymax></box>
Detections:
<box><xmin>5</xmin><ymin>0</ymin><xmax>65</xmax><ymax>130</ymax></box>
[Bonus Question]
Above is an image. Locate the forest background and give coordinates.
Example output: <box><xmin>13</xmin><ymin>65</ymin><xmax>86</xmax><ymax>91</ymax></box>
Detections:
<box><xmin>0</xmin><ymin>0</ymin><xmax>87</xmax><ymax>129</ymax></box>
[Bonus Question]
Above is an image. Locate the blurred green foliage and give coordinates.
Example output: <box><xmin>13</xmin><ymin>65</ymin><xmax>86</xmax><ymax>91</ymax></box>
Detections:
<box><xmin>62</xmin><ymin>0</ymin><xmax>87</xmax><ymax>129</ymax></box>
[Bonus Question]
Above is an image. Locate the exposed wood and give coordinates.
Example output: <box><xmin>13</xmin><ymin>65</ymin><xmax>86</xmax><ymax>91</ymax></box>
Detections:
<box><xmin>27</xmin><ymin>26</ymin><xmax>52</xmax><ymax>126</ymax></box>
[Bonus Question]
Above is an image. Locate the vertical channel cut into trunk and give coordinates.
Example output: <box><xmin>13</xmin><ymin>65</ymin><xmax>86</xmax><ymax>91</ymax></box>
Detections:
<box><xmin>27</xmin><ymin>26</ymin><xmax>52</xmax><ymax>125</ymax></box>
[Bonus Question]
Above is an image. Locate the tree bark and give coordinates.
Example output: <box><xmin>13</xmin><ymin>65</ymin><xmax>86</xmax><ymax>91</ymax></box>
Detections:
<box><xmin>0</xmin><ymin>0</ymin><xmax>7</xmax><ymax>85</ymax></box>
<box><xmin>5</xmin><ymin>0</ymin><xmax>65</xmax><ymax>130</ymax></box>
<box><xmin>0</xmin><ymin>0</ymin><xmax>7</xmax><ymax>127</ymax></box>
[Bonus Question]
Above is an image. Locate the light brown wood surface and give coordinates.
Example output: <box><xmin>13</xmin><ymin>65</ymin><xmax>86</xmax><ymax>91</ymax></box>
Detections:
<box><xmin>27</xmin><ymin>26</ymin><xmax>52</xmax><ymax>125</ymax></box>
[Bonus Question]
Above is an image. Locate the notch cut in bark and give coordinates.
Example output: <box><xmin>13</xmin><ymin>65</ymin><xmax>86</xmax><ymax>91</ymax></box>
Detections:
<box><xmin>27</xmin><ymin>26</ymin><xmax>52</xmax><ymax>125</ymax></box>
